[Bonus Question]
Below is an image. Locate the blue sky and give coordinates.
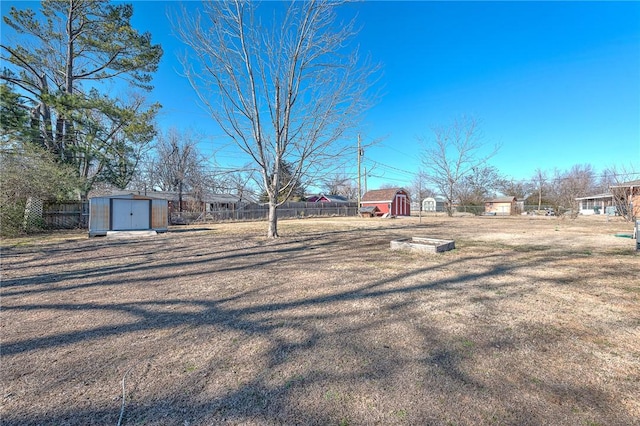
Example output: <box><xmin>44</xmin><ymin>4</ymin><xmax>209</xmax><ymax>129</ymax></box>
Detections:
<box><xmin>3</xmin><ymin>1</ymin><xmax>639</xmax><ymax>192</ymax></box>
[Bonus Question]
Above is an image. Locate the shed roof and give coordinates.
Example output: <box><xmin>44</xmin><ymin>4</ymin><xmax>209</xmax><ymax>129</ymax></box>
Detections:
<box><xmin>92</xmin><ymin>190</ymin><xmax>248</xmax><ymax>204</ymax></box>
<box><xmin>487</xmin><ymin>196</ymin><xmax>516</xmax><ymax>203</ymax></box>
<box><xmin>359</xmin><ymin>206</ymin><xmax>379</xmax><ymax>213</ymax></box>
<box><xmin>90</xmin><ymin>193</ymin><xmax>163</xmax><ymax>201</ymax></box>
<box><xmin>361</xmin><ymin>188</ymin><xmax>407</xmax><ymax>202</ymax></box>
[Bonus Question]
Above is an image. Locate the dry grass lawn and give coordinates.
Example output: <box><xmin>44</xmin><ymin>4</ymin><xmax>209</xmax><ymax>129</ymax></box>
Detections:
<box><xmin>1</xmin><ymin>214</ymin><xmax>639</xmax><ymax>425</ymax></box>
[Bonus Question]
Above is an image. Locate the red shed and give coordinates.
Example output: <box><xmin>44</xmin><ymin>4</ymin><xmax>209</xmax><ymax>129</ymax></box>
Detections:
<box><xmin>361</xmin><ymin>188</ymin><xmax>411</xmax><ymax>216</ymax></box>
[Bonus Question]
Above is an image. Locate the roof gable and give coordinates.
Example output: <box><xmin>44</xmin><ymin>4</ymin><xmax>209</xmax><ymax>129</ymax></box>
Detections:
<box><xmin>359</xmin><ymin>206</ymin><xmax>379</xmax><ymax>213</ymax></box>
<box><xmin>361</xmin><ymin>188</ymin><xmax>407</xmax><ymax>202</ymax></box>
<box><xmin>307</xmin><ymin>193</ymin><xmax>351</xmax><ymax>203</ymax></box>
<box><xmin>487</xmin><ymin>196</ymin><xmax>516</xmax><ymax>203</ymax></box>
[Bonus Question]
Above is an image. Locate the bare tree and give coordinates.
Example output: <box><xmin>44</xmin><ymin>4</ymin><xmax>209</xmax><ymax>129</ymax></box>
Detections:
<box><xmin>174</xmin><ymin>0</ymin><xmax>377</xmax><ymax>238</ymax></box>
<box><xmin>496</xmin><ymin>178</ymin><xmax>534</xmax><ymax>200</ymax></box>
<box><xmin>226</xmin><ymin>168</ymin><xmax>259</xmax><ymax>203</ymax></box>
<box><xmin>409</xmin><ymin>171</ymin><xmax>435</xmax><ymax>210</ymax></box>
<box><xmin>419</xmin><ymin>116</ymin><xmax>498</xmax><ymax>216</ymax></box>
<box><xmin>549</xmin><ymin>164</ymin><xmax>598</xmax><ymax>217</ymax></box>
<box><xmin>532</xmin><ymin>168</ymin><xmax>548</xmax><ymax>212</ymax></box>
<box><xmin>602</xmin><ymin>163</ymin><xmax>638</xmax><ymax>221</ymax></box>
<box><xmin>153</xmin><ymin>128</ymin><xmax>207</xmax><ymax>212</ymax></box>
<box><xmin>322</xmin><ymin>173</ymin><xmax>358</xmax><ymax>199</ymax></box>
<box><xmin>457</xmin><ymin>165</ymin><xmax>502</xmax><ymax>210</ymax></box>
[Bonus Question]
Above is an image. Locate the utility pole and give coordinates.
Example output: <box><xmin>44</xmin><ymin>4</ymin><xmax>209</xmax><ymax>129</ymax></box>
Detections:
<box><xmin>363</xmin><ymin>166</ymin><xmax>367</xmax><ymax>195</ymax></box>
<box><xmin>357</xmin><ymin>134</ymin><xmax>363</xmax><ymax>209</ymax></box>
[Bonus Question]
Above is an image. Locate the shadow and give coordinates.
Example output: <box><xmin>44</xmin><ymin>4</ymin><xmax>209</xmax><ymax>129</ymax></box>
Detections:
<box><xmin>2</xmin><ymin>222</ymin><xmax>638</xmax><ymax>425</ymax></box>
<box><xmin>167</xmin><ymin>227</ymin><xmax>215</xmax><ymax>233</ymax></box>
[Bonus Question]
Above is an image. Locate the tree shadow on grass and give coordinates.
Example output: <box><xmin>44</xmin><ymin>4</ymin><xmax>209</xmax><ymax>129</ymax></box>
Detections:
<box><xmin>1</xmin><ymin>226</ymin><xmax>637</xmax><ymax>425</ymax></box>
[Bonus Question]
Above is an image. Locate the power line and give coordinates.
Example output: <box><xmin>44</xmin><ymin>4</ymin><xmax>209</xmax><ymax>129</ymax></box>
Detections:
<box><xmin>364</xmin><ymin>159</ymin><xmax>416</xmax><ymax>177</ymax></box>
<box><xmin>376</xmin><ymin>143</ymin><xmax>417</xmax><ymax>160</ymax></box>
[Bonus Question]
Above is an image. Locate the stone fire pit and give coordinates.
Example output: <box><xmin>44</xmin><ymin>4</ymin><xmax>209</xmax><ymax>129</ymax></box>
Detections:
<box><xmin>390</xmin><ymin>237</ymin><xmax>455</xmax><ymax>253</ymax></box>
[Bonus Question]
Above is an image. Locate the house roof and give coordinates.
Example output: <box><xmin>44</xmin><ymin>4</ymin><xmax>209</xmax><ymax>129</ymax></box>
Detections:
<box><xmin>361</xmin><ymin>188</ymin><xmax>407</xmax><ymax>203</ymax></box>
<box><xmin>575</xmin><ymin>193</ymin><xmax>613</xmax><ymax>201</ymax></box>
<box><xmin>307</xmin><ymin>193</ymin><xmax>351</xmax><ymax>203</ymax></box>
<box><xmin>487</xmin><ymin>196</ymin><xmax>516</xmax><ymax>203</ymax></box>
<box><xmin>610</xmin><ymin>179</ymin><xmax>640</xmax><ymax>188</ymax></box>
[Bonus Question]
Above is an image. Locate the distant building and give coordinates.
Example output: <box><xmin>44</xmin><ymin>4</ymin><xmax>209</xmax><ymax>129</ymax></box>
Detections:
<box><xmin>306</xmin><ymin>193</ymin><xmax>352</xmax><ymax>203</ymax></box>
<box><xmin>485</xmin><ymin>196</ymin><xmax>517</xmax><ymax>216</ymax></box>
<box><xmin>575</xmin><ymin>193</ymin><xmax>614</xmax><ymax>215</ymax></box>
<box><xmin>610</xmin><ymin>179</ymin><xmax>640</xmax><ymax>219</ymax></box>
<box><xmin>361</xmin><ymin>188</ymin><xmax>410</xmax><ymax>216</ymax></box>
<box><xmin>422</xmin><ymin>197</ymin><xmax>446</xmax><ymax>213</ymax></box>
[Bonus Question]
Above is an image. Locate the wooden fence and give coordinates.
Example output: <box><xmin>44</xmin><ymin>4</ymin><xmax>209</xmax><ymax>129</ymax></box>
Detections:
<box><xmin>42</xmin><ymin>201</ymin><xmax>88</xmax><ymax>229</ymax></box>
<box><xmin>172</xmin><ymin>202</ymin><xmax>358</xmax><ymax>225</ymax></box>
<box><xmin>40</xmin><ymin>200</ymin><xmax>357</xmax><ymax>229</ymax></box>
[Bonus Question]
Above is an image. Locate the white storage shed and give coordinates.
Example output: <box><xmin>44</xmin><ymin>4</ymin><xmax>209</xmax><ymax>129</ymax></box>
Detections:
<box><xmin>89</xmin><ymin>194</ymin><xmax>168</xmax><ymax>237</ymax></box>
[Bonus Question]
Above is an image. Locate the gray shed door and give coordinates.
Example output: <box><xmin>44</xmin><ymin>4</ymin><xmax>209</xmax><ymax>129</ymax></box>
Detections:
<box><xmin>112</xmin><ymin>199</ymin><xmax>150</xmax><ymax>230</ymax></box>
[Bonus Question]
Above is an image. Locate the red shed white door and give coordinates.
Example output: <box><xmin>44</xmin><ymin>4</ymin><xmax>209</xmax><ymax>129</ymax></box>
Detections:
<box><xmin>395</xmin><ymin>194</ymin><xmax>408</xmax><ymax>216</ymax></box>
<box><xmin>112</xmin><ymin>199</ymin><xmax>150</xmax><ymax>230</ymax></box>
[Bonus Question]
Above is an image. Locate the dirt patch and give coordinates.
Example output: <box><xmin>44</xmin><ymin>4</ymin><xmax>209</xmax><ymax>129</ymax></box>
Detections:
<box><xmin>1</xmin><ymin>215</ymin><xmax>639</xmax><ymax>425</ymax></box>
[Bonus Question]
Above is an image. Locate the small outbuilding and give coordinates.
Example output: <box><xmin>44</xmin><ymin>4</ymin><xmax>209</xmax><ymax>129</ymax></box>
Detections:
<box><xmin>361</xmin><ymin>188</ymin><xmax>411</xmax><ymax>216</ymax></box>
<box><xmin>359</xmin><ymin>206</ymin><xmax>380</xmax><ymax>217</ymax></box>
<box><xmin>485</xmin><ymin>196</ymin><xmax>517</xmax><ymax>216</ymax></box>
<box><xmin>89</xmin><ymin>194</ymin><xmax>168</xmax><ymax>237</ymax></box>
<box><xmin>422</xmin><ymin>196</ymin><xmax>446</xmax><ymax>213</ymax></box>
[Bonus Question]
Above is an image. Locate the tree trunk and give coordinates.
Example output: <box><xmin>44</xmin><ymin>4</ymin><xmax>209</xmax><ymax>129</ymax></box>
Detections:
<box><xmin>538</xmin><ymin>188</ymin><xmax>542</xmax><ymax>211</ymax></box>
<box><xmin>446</xmin><ymin>205</ymin><xmax>454</xmax><ymax>217</ymax></box>
<box><xmin>267</xmin><ymin>201</ymin><xmax>278</xmax><ymax>238</ymax></box>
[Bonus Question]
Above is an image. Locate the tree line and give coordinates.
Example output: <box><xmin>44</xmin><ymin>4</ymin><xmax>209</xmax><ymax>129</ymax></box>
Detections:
<box><xmin>2</xmin><ymin>0</ymin><xmax>377</xmax><ymax>238</ymax></box>
<box><xmin>1</xmin><ymin>1</ymin><xmax>635</xmax><ymax>238</ymax></box>
<box><xmin>408</xmin><ymin>116</ymin><xmax>637</xmax><ymax>220</ymax></box>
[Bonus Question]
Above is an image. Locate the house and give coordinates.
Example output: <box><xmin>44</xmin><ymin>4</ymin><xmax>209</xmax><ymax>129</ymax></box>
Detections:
<box><xmin>575</xmin><ymin>193</ymin><xmax>614</xmax><ymax>215</ymax></box>
<box><xmin>609</xmin><ymin>179</ymin><xmax>640</xmax><ymax>219</ymax></box>
<box><xmin>360</xmin><ymin>188</ymin><xmax>410</xmax><ymax>216</ymax></box>
<box><xmin>573</xmin><ymin>180</ymin><xmax>640</xmax><ymax>218</ymax></box>
<box><xmin>306</xmin><ymin>193</ymin><xmax>351</xmax><ymax>203</ymax></box>
<box><xmin>142</xmin><ymin>191</ymin><xmax>247</xmax><ymax>213</ymax></box>
<box><xmin>485</xmin><ymin>196</ymin><xmax>517</xmax><ymax>216</ymax></box>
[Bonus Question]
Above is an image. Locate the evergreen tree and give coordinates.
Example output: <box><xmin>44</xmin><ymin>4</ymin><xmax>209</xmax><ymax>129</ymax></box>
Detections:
<box><xmin>1</xmin><ymin>82</ymin><xmax>79</xmax><ymax>235</ymax></box>
<box><xmin>2</xmin><ymin>0</ymin><xmax>162</xmax><ymax>197</ymax></box>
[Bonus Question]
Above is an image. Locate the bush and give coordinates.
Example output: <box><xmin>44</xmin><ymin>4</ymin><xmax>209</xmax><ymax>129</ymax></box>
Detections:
<box><xmin>1</xmin><ymin>144</ymin><xmax>81</xmax><ymax>236</ymax></box>
<box><xmin>0</xmin><ymin>201</ymin><xmax>26</xmax><ymax>237</ymax></box>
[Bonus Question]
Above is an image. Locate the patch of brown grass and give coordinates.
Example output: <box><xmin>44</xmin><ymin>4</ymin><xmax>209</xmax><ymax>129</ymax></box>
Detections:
<box><xmin>1</xmin><ymin>215</ymin><xmax>638</xmax><ymax>425</ymax></box>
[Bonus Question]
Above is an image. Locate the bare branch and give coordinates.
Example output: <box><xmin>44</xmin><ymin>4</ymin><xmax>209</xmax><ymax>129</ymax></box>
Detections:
<box><xmin>173</xmin><ymin>0</ymin><xmax>378</xmax><ymax>237</ymax></box>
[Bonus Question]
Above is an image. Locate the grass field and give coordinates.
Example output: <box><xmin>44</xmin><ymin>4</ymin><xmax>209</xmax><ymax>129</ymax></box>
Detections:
<box><xmin>1</xmin><ymin>215</ymin><xmax>639</xmax><ymax>425</ymax></box>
